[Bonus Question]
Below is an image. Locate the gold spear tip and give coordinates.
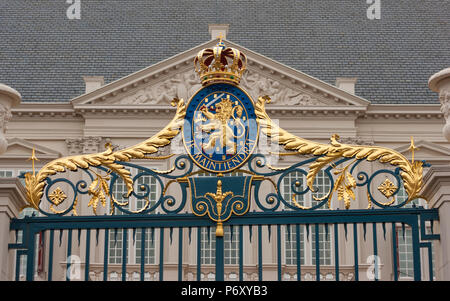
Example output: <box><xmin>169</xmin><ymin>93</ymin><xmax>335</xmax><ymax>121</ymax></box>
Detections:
<box><xmin>27</xmin><ymin>148</ymin><xmax>39</xmax><ymax>161</ymax></box>
<box><xmin>408</xmin><ymin>136</ymin><xmax>419</xmax><ymax>152</ymax></box>
<box><xmin>408</xmin><ymin>136</ymin><xmax>419</xmax><ymax>164</ymax></box>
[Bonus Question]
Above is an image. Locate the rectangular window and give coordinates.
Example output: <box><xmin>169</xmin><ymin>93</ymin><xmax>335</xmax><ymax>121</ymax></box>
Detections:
<box><xmin>108</xmin><ymin>229</ymin><xmax>126</xmax><ymax>264</ymax></box>
<box><xmin>311</xmin><ymin>225</ymin><xmax>332</xmax><ymax>265</ymax></box>
<box><xmin>108</xmin><ymin>169</ymin><xmax>158</xmax><ymax>265</ymax></box>
<box><xmin>0</xmin><ymin>170</ymin><xmax>13</xmax><ymax>178</ymax></box>
<box><xmin>201</xmin><ymin>227</ymin><xmax>239</xmax><ymax>265</ymax></box>
<box><xmin>397</xmin><ymin>227</ymin><xmax>414</xmax><ymax>278</ymax></box>
<box><xmin>224</xmin><ymin>227</ymin><xmax>239</xmax><ymax>265</ymax></box>
<box><xmin>135</xmin><ymin>229</ymin><xmax>156</xmax><ymax>265</ymax></box>
<box><xmin>285</xmin><ymin>225</ymin><xmax>305</xmax><ymax>265</ymax></box>
<box><xmin>201</xmin><ymin>228</ymin><xmax>215</xmax><ymax>265</ymax></box>
<box><xmin>281</xmin><ymin>170</ymin><xmax>332</xmax><ymax>266</ymax></box>
<box><xmin>395</xmin><ymin>183</ymin><xmax>420</xmax><ymax>208</ymax></box>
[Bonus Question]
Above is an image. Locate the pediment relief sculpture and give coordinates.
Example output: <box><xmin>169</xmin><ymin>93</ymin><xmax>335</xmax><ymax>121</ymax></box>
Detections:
<box><xmin>94</xmin><ymin>69</ymin><xmax>202</xmax><ymax>106</ymax></box>
<box><xmin>91</xmin><ymin>68</ymin><xmax>339</xmax><ymax>107</ymax></box>
<box><xmin>240</xmin><ymin>70</ymin><xmax>327</xmax><ymax>106</ymax></box>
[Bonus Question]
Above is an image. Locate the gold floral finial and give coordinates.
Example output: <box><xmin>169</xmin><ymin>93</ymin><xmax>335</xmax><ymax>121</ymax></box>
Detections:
<box><xmin>204</xmin><ymin>180</ymin><xmax>234</xmax><ymax>237</ymax></box>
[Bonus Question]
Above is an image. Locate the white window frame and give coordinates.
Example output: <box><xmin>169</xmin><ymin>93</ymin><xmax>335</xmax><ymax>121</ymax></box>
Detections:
<box><xmin>200</xmin><ymin>226</ymin><xmax>240</xmax><ymax>265</ymax></box>
<box><xmin>281</xmin><ymin>170</ymin><xmax>334</xmax><ymax>266</ymax></box>
<box><xmin>108</xmin><ymin>166</ymin><xmax>161</xmax><ymax>265</ymax></box>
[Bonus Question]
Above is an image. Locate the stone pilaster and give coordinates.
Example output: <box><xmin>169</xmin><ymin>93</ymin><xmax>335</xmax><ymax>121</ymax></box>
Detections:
<box><xmin>0</xmin><ymin>178</ymin><xmax>27</xmax><ymax>280</ymax></box>
<box><xmin>421</xmin><ymin>165</ymin><xmax>450</xmax><ymax>280</ymax></box>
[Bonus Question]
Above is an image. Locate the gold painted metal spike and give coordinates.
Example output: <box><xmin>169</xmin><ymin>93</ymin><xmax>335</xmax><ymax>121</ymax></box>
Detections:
<box><xmin>27</xmin><ymin>148</ymin><xmax>39</xmax><ymax>176</ymax></box>
<box><xmin>408</xmin><ymin>136</ymin><xmax>419</xmax><ymax>164</ymax></box>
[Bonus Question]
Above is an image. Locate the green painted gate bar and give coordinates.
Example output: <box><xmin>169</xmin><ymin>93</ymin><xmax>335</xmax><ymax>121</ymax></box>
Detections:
<box><xmin>10</xmin><ymin>207</ymin><xmax>439</xmax><ymax>281</ymax></box>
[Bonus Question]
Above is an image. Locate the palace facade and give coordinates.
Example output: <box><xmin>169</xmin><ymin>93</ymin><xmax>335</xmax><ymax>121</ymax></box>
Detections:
<box><xmin>0</xmin><ymin>1</ymin><xmax>449</xmax><ymax>281</ymax></box>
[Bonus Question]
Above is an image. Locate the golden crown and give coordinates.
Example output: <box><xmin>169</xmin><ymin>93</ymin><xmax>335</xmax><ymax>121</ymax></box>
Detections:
<box><xmin>194</xmin><ymin>36</ymin><xmax>247</xmax><ymax>86</ymax></box>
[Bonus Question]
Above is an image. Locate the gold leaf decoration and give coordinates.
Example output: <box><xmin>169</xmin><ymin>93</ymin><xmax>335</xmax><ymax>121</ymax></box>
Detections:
<box><xmin>87</xmin><ymin>171</ymin><xmax>112</xmax><ymax>215</ymax></box>
<box><xmin>25</xmin><ymin>98</ymin><xmax>186</xmax><ymax>213</ymax></box>
<box><xmin>255</xmin><ymin>95</ymin><xmax>424</xmax><ymax>207</ymax></box>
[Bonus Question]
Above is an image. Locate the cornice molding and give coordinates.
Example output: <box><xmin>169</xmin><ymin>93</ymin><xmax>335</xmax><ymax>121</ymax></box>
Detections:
<box><xmin>362</xmin><ymin>104</ymin><xmax>443</xmax><ymax>120</ymax></box>
<box><xmin>8</xmin><ymin>102</ymin><xmax>444</xmax><ymax>120</ymax></box>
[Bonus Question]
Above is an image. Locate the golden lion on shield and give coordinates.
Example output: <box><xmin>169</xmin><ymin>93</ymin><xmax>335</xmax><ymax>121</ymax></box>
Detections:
<box><xmin>198</xmin><ymin>98</ymin><xmax>245</xmax><ymax>155</ymax></box>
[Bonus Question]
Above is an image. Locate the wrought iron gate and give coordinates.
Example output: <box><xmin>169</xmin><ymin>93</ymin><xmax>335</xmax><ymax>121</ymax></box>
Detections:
<box><xmin>8</xmin><ymin>39</ymin><xmax>440</xmax><ymax>281</ymax></box>
<box><xmin>8</xmin><ymin>155</ymin><xmax>440</xmax><ymax>281</ymax></box>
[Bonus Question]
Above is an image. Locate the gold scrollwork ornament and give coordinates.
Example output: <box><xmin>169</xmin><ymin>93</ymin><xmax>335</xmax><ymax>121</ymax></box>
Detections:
<box><xmin>24</xmin><ymin>98</ymin><xmax>187</xmax><ymax>213</ymax></box>
<box><xmin>255</xmin><ymin>95</ymin><xmax>424</xmax><ymax>208</ymax></box>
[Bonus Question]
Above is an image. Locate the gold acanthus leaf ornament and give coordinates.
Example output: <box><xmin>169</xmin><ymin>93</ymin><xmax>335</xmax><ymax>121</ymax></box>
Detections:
<box><xmin>24</xmin><ymin>98</ymin><xmax>187</xmax><ymax>211</ymax></box>
<box><xmin>255</xmin><ymin>95</ymin><xmax>424</xmax><ymax>206</ymax></box>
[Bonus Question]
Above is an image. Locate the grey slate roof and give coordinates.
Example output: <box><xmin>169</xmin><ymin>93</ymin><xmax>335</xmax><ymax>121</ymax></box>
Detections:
<box><xmin>0</xmin><ymin>0</ymin><xmax>449</xmax><ymax>104</ymax></box>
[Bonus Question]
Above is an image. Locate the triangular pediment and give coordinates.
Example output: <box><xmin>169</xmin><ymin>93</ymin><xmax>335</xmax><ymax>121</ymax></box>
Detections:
<box><xmin>71</xmin><ymin>40</ymin><xmax>370</xmax><ymax>110</ymax></box>
<box><xmin>0</xmin><ymin>138</ymin><xmax>62</xmax><ymax>160</ymax></box>
<box><xmin>395</xmin><ymin>140</ymin><xmax>450</xmax><ymax>164</ymax></box>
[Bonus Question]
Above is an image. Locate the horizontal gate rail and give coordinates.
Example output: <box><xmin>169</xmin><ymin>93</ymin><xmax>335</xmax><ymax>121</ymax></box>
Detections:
<box><xmin>9</xmin><ymin>208</ymin><xmax>439</xmax><ymax>230</ymax></box>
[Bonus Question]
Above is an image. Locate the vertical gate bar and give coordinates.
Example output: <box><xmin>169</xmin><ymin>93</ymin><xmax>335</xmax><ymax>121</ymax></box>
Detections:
<box><xmin>258</xmin><ymin>225</ymin><xmax>262</xmax><ymax>281</ymax></box>
<box><xmin>197</xmin><ymin>227</ymin><xmax>201</xmax><ymax>281</ymax></box>
<box><xmin>277</xmin><ymin>225</ymin><xmax>281</xmax><ymax>281</ymax></box>
<box><xmin>372</xmin><ymin>223</ymin><xmax>378</xmax><ymax>281</ymax></box>
<box><xmin>26</xmin><ymin>228</ymin><xmax>36</xmax><ymax>281</ymax></box>
<box><xmin>178</xmin><ymin>227</ymin><xmax>183</xmax><ymax>281</ymax></box>
<box><xmin>239</xmin><ymin>225</ymin><xmax>243</xmax><ymax>281</ymax></box>
<box><xmin>334</xmin><ymin>223</ymin><xmax>339</xmax><ymax>281</ymax></box>
<box><xmin>122</xmin><ymin>228</ymin><xmax>127</xmax><ymax>281</ymax></box>
<box><xmin>66</xmin><ymin>229</ymin><xmax>72</xmax><ymax>281</ymax></box>
<box><xmin>48</xmin><ymin>229</ymin><xmax>54</xmax><ymax>281</ymax></box>
<box><xmin>426</xmin><ymin>243</ymin><xmax>434</xmax><ymax>281</ymax></box>
<box><xmin>315</xmin><ymin>224</ymin><xmax>320</xmax><ymax>281</ymax></box>
<box><xmin>159</xmin><ymin>228</ymin><xmax>164</xmax><ymax>281</ymax></box>
<box><xmin>140</xmin><ymin>228</ymin><xmax>146</xmax><ymax>281</ymax></box>
<box><xmin>85</xmin><ymin>229</ymin><xmax>90</xmax><ymax>281</ymax></box>
<box><xmin>296</xmin><ymin>224</ymin><xmax>301</xmax><ymax>281</ymax></box>
<box><xmin>103</xmin><ymin>228</ymin><xmax>109</xmax><ymax>281</ymax></box>
<box><xmin>392</xmin><ymin>223</ymin><xmax>398</xmax><ymax>281</ymax></box>
<box><xmin>411</xmin><ymin>221</ymin><xmax>422</xmax><ymax>281</ymax></box>
<box><xmin>15</xmin><ymin>251</ymin><xmax>21</xmax><ymax>281</ymax></box>
<box><xmin>353</xmin><ymin>223</ymin><xmax>359</xmax><ymax>281</ymax></box>
<box><xmin>216</xmin><ymin>234</ymin><xmax>224</xmax><ymax>281</ymax></box>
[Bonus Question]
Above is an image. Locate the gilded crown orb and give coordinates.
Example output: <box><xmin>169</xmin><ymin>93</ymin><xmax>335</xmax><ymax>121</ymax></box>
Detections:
<box><xmin>194</xmin><ymin>39</ymin><xmax>247</xmax><ymax>86</ymax></box>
